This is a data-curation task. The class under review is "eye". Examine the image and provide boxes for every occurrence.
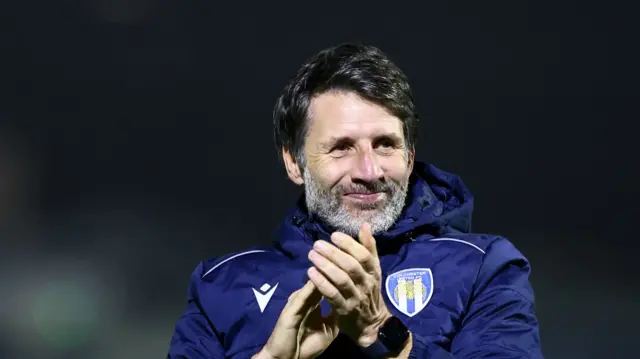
[332,143,351,152]
[376,139,395,149]
[374,136,399,153]
[327,140,353,158]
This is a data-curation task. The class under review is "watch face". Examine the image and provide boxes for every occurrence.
[379,316,409,351]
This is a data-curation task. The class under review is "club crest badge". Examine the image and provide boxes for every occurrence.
[385,268,434,317]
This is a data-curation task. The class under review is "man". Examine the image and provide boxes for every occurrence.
[168,43,543,359]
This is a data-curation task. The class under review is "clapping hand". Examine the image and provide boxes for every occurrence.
[307,223,393,347]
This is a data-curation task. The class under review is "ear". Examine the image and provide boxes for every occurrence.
[282,147,304,185]
[407,146,415,172]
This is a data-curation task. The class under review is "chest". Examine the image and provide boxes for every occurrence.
[205,245,481,358]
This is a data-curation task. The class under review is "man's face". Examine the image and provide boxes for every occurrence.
[296,91,414,236]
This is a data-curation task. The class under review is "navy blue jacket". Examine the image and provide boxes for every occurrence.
[168,162,543,358]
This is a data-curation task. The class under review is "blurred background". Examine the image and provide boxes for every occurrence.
[1,1,638,358]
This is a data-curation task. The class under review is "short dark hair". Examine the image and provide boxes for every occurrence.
[272,43,419,165]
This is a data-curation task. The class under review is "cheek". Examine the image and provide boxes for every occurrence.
[380,155,411,179]
[313,159,350,188]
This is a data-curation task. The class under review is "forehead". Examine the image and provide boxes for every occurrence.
[307,91,404,140]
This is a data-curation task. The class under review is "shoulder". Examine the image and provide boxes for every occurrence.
[408,233,532,291]
[413,233,528,262]
[185,246,290,291]
[418,233,535,301]
[180,246,308,350]
[200,247,282,280]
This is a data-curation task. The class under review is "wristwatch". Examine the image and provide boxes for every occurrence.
[361,316,410,359]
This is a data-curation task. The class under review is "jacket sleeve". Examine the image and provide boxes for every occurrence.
[408,237,543,359]
[167,262,226,358]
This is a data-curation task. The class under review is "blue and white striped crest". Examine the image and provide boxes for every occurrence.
[385,268,434,317]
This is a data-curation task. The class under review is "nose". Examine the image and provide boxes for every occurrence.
[351,148,383,182]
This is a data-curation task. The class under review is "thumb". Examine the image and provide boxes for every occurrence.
[287,281,322,319]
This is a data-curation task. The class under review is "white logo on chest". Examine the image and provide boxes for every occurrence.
[252,283,278,312]
[385,268,434,317]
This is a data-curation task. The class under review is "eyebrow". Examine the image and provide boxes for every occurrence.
[319,133,404,150]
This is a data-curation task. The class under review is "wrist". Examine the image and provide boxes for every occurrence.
[360,314,411,359]
[359,310,394,347]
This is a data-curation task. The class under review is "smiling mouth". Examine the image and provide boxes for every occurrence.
[343,192,384,202]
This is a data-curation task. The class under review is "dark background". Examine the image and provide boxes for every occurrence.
[1,1,638,358]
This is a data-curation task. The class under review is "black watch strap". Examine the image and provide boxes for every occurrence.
[361,316,410,359]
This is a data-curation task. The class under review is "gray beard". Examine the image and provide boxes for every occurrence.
[303,167,410,237]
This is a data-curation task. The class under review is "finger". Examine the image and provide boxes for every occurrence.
[304,300,323,324]
[303,305,339,341]
[284,280,322,319]
[299,280,324,308]
[331,231,378,273]
[308,249,359,298]
[323,308,340,334]
[307,267,347,310]
[358,222,379,258]
[312,240,368,284]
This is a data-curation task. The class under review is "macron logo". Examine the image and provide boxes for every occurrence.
[252,283,278,313]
